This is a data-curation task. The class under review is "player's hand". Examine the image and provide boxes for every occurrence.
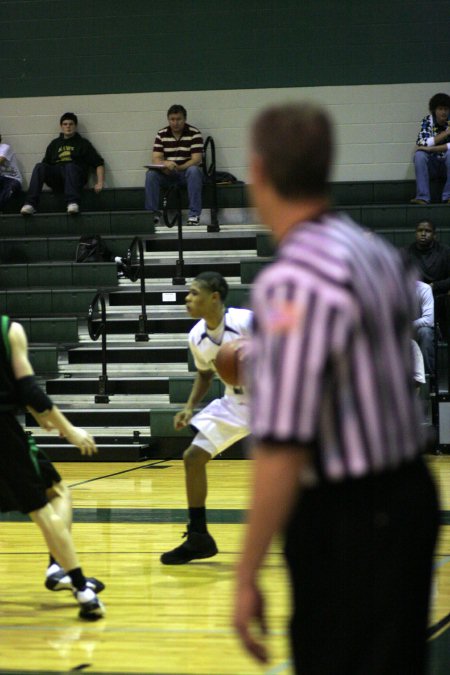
[94,181,104,193]
[66,426,98,456]
[174,408,193,430]
[234,579,268,663]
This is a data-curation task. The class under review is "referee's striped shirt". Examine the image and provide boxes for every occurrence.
[250,214,425,482]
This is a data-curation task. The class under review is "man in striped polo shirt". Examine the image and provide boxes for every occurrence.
[234,103,439,674]
[145,104,204,225]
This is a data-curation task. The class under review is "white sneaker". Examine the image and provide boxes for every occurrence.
[75,588,105,621]
[20,204,36,215]
[67,203,80,214]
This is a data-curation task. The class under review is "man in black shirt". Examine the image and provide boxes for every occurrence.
[406,220,450,294]
[20,112,105,215]
[405,219,450,348]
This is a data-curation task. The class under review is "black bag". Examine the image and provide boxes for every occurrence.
[75,234,113,263]
[214,171,240,184]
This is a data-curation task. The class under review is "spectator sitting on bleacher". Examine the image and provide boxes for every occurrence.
[20,112,105,216]
[411,92,450,205]
[406,220,450,296]
[145,104,204,226]
[0,134,23,211]
[405,221,450,364]
[414,280,435,375]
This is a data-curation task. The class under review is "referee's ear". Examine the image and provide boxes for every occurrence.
[249,152,268,186]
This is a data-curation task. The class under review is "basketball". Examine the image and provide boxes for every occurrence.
[214,338,249,387]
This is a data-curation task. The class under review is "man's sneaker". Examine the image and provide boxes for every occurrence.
[67,202,80,214]
[187,216,200,225]
[410,198,429,205]
[160,528,218,565]
[45,566,105,594]
[75,588,105,621]
[150,210,161,225]
[20,204,36,215]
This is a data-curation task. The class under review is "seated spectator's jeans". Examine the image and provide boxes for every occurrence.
[145,166,203,217]
[413,150,450,202]
[0,176,21,210]
[26,162,86,206]
[416,325,435,375]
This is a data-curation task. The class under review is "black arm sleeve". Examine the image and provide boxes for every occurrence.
[16,375,53,413]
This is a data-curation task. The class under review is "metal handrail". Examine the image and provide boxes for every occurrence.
[88,291,110,403]
[124,236,149,341]
[203,136,219,232]
[163,185,186,285]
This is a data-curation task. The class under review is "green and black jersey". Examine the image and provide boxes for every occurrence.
[0,315,20,412]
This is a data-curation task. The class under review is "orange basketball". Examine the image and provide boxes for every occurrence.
[214,338,249,387]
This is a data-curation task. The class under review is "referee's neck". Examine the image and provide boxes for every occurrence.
[269,197,329,241]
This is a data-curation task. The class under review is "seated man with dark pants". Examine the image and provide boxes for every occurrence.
[21,112,105,215]
[405,220,450,373]
[145,104,203,226]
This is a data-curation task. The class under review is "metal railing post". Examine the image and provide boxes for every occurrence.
[88,291,110,403]
[124,236,150,341]
[163,186,186,285]
[203,136,219,233]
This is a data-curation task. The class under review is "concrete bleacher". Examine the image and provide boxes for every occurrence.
[1,179,447,460]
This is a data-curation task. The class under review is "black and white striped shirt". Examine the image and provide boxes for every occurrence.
[250,214,424,482]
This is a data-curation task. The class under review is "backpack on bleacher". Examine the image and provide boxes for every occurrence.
[75,234,113,263]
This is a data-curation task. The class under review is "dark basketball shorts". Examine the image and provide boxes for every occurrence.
[0,413,62,514]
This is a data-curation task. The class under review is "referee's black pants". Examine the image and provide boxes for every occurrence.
[284,458,439,675]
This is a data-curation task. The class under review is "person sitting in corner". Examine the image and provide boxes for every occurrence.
[405,221,450,296]
[414,280,435,376]
[20,112,105,216]
[0,134,23,211]
[411,92,450,205]
[405,220,450,370]
[145,104,203,226]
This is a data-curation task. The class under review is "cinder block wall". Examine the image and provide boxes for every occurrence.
[2,1,448,187]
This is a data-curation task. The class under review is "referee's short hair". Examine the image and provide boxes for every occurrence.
[251,102,333,200]
[194,271,228,301]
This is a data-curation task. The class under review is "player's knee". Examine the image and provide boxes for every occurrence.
[47,480,71,504]
[183,445,210,469]
[30,503,64,533]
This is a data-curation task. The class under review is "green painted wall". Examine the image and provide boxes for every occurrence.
[2,0,449,99]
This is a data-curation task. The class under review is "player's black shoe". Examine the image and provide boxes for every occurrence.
[160,528,218,565]
[45,567,105,594]
[75,588,105,621]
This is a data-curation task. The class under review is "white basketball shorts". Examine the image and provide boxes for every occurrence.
[190,396,249,457]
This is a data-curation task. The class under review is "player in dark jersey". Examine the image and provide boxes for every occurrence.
[0,316,105,620]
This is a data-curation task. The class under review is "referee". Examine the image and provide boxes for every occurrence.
[234,103,439,675]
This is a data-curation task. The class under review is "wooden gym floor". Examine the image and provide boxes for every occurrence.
[0,456,449,675]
